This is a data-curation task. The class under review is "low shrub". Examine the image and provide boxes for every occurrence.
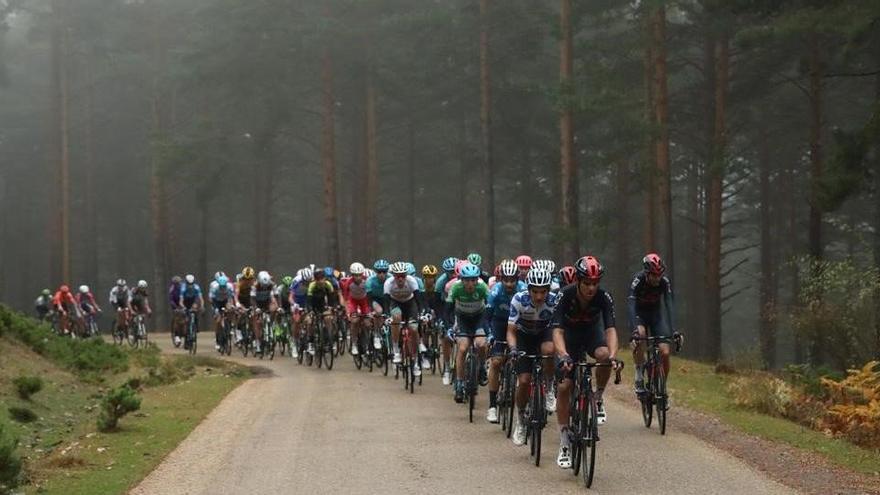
[7,407,37,424]
[0,421,21,492]
[96,385,141,432]
[728,372,794,417]
[717,347,765,373]
[0,305,128,377]
[816,361,880,449]
[12,376,43,400]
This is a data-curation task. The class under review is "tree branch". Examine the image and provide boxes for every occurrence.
[721,285,750,305]
[722,243,759,258]
[823,69,880,78]
[720,258,750,280]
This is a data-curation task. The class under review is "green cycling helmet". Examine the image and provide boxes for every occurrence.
[41,289,51,296]
[282,275,294,286]
[467,252,482,267]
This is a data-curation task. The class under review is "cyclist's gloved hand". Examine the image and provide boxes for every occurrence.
[557,354,573,371]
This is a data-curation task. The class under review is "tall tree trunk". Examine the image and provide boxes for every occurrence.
[615,161,631,332]
[198,201,208,329]
[364,68,379,260]
[559,0,578,262]
[150,5,171,320]
[758,117,778,369]
[457,110,469,250]
[642,14,656,252]
[874,66,880,360]
[652,5,673,276]
[705,35,728,363]
[321,47,340,267]
[50,0,71,284]
[83,52,98,287]
[521,158,533,254]
[479,0,495,264]
[407,119,416,260]
[807,31,825,365]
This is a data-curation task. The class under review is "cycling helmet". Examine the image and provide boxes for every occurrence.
[404,263,416,276]
[532,259,546,271]
[241,266,255,279]
[373,259,390,272]
[171,275,182,284]
[422,265,439,277]
[467,253,482,266]
[500,259,518,277]
[643,253,666,275]
[280,275,292,286]
[185,274,195,284]
[218,275,230,286]
[364,268,376,278]
[116,278,126,286]
[441,257,458,272]
[460,263,481,279]
[454,259,466,277]
[390,262,408,275]
[350,262,366,275]
[60,285,70,293]
[575,256,604,281]
[79,285,89,294]
[213,271,226,282]
[257,271,271,284]
[515,255,533,270]
[41,289,51,296]
[544,260,557,275]
[314,268,326,278]
[560,266,577,285]
[301,268,314,282]
[324,267,334,277]
[137,280,148,289]
[526,268,552,287]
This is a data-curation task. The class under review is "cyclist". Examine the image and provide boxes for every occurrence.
[559,265,577,287]
[552,256,619,468]
[290,268,313,357]
[306,268,336,355]
[210,274,235,350]
[168,275,184,345]
[35,289,53,321]
[485,259,525,423]
[447,262,490,403]
[234,267,256,342]
[274,274,296,350]
[515,254,533,282]
[435,257,458,384]
[129,280,152,337]
[109,279,132,334]
[366,259,390,348]
[629,253,676,394]
[383,261,423,369]
[178,274,204,350]
[251,270,277,355]
[341,262,371,356]
[77,285,101,321]
[52,285,79,334]
[420,264,442,370]
[506,268,559,446]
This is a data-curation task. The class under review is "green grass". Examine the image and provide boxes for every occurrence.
[644,358,880,475]
[26,370,246,495]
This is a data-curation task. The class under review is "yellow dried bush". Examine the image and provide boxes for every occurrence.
[816,361,880,449]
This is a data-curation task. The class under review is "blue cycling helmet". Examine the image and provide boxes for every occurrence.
[460,263,481,279]
[405,262,416,276]
[324,267,334,277]
[441,257,458,272]
[217,275,228,286]
[373,259,390,271]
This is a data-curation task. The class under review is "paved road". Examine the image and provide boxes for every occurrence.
[131,338,795,495]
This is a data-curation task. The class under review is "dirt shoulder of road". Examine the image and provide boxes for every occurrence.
[607,386,880,495]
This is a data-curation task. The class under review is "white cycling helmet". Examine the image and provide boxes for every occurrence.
[257,271,271,285]
[137,280,148,289]
[499,260,518,278]
[526,268,552,287]
[390,262,408,275]
[544,260,557,274]
[364,268,376,279]
[116,278,126,286]
[79,285,89,294]
[185,274,195,284]
[349,262,365,275]
[301,268,314,282]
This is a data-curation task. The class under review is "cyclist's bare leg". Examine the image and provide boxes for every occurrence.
[488,356,505,392]
[659,342,671,377]
[515,372,532,411]
[541,341,556,383]
[442,337,452,370]
[631,325,647,368]
[474,336,488,361]
[594,346,612,390]
[557,377,573,429]
[455,336,470,381]
[391,312,402,353]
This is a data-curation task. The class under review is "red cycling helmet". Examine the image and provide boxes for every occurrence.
[643,253,665,275]
[559,266,577,285]
[454,259,466,277]
[60,285,70,293]
[575,256,604,281]
[493,264,501,277]
[515,255,533,270]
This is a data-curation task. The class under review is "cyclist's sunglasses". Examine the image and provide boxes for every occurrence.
[393,273,407,279]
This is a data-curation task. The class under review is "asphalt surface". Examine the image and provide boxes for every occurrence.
[130,336,796,495]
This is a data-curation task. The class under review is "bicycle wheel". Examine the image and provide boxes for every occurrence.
[112,321,123,345]
[325,333,335,370]
[531,375,545,467]
[656,364,668,435]
[571,389,584,476]
[502,364,516,437]
[127,321,138,346]
[583,392,598,487]
[467,351,478,423]
[641,363,653,428]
